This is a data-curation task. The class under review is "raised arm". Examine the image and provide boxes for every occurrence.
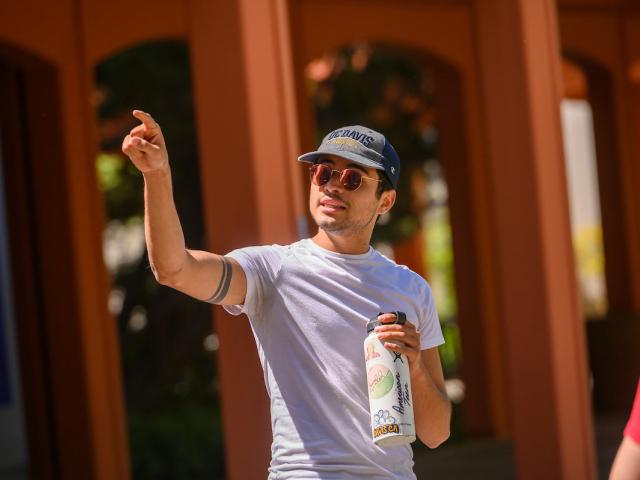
[121,110,246,305]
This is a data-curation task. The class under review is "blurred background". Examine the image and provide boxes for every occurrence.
[1,1,640,479]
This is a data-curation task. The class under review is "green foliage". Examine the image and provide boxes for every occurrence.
[439,321,462,378]
[129,401,224,480]
[96,152,144,219]
[424,206,457,320]
[96,153,125,191]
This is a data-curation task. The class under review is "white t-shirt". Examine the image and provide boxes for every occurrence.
[224,238,444,479]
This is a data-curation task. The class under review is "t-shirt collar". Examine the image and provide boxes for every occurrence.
[304,238,374,260]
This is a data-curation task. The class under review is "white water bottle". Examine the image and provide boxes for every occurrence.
[364,311,416,446]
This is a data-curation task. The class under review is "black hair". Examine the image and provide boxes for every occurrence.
[375,171,395,198]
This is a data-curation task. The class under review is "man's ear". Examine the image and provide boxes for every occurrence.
[377,190,396,215]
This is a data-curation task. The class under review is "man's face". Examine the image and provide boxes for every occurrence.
[308,155,394,235]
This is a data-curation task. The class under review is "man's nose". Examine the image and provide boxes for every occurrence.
[323,171,344,192]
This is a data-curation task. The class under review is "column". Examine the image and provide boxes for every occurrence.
[473,1,596,478]
[188,1,302,478]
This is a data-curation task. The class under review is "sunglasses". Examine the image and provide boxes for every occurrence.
[309,163,381,191]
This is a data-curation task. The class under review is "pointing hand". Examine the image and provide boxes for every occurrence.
[121,110,168,173]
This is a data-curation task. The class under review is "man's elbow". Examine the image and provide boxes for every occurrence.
[423,429,450,449]
[419,406,452,448]
[151,263,184,287]
[148,249,190,287]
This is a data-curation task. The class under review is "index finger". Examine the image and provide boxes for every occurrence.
[132,110,160,131]
[378,313,398,324]
[375,322,417,332]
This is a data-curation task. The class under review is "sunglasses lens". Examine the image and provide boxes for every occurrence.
[311,164,363,191]
[341,169,362,191]
[312,164,332,186]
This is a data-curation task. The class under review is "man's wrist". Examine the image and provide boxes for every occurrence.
[142,161,171,180]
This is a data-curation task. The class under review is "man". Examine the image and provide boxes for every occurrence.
[122,110,451,479]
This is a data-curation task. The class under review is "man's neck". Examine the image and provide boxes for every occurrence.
[311,229,372,255]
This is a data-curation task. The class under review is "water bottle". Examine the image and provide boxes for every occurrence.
[364,311,416,446]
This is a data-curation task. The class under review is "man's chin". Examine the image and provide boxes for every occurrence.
[314,217,347,233]
[317,223,344,232]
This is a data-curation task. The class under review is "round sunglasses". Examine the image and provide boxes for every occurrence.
[309,163,381,191]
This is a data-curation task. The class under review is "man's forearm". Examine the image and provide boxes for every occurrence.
[411,363,451,448]
[142,164,188,282]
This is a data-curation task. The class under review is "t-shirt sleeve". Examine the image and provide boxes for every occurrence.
[418,283,445,350]
[624,379,640,444]
[221,245,284,318]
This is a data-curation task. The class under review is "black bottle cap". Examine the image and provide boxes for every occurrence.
[366,311,406,333]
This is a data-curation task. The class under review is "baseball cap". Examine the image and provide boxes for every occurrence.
[298,125,400,189]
